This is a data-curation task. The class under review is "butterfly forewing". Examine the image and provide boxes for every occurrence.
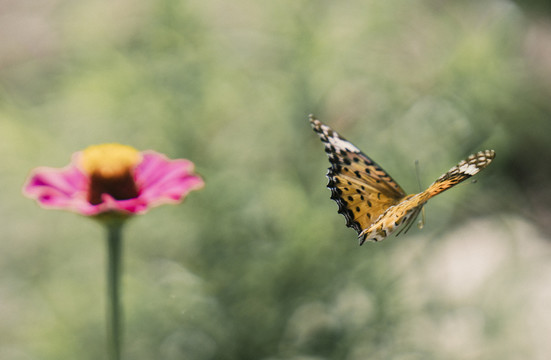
[310,115,406,237]
[424,149,495,198]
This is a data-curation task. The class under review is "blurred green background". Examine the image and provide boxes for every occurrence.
[2,0,551,359]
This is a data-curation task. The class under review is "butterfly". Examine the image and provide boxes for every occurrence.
[309,114,495,245]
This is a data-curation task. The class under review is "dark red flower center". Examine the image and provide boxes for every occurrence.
[87,170,140,205]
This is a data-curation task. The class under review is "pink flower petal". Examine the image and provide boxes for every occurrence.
[23,165,91,211]
[134,151,204,206]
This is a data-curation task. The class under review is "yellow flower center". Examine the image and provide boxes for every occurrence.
[80,144,142,205]
[81,144,141,178]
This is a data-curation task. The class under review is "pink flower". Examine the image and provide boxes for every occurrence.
[23,144,204,217]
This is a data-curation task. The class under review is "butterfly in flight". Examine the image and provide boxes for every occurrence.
[309,114,495,245]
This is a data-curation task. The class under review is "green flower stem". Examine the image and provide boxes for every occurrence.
[106,222,124,360]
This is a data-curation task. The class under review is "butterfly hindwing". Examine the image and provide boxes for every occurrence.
[310,115,407,237]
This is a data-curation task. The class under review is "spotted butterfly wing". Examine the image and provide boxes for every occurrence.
[309,115,408,242]
[309,115,495,245]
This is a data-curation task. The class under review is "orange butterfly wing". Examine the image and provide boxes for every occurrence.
[359,149,496,241]
[424,149,496,198]
[310,115,407,240]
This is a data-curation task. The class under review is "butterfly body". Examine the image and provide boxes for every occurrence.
[358,192,428,242]
[309,115,495,245]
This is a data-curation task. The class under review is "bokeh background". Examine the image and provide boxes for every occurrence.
[2,0,551,359]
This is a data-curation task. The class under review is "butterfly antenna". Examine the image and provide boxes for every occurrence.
[415,160,426,229]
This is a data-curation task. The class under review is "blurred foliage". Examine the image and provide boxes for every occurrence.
[1,0,551,359]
